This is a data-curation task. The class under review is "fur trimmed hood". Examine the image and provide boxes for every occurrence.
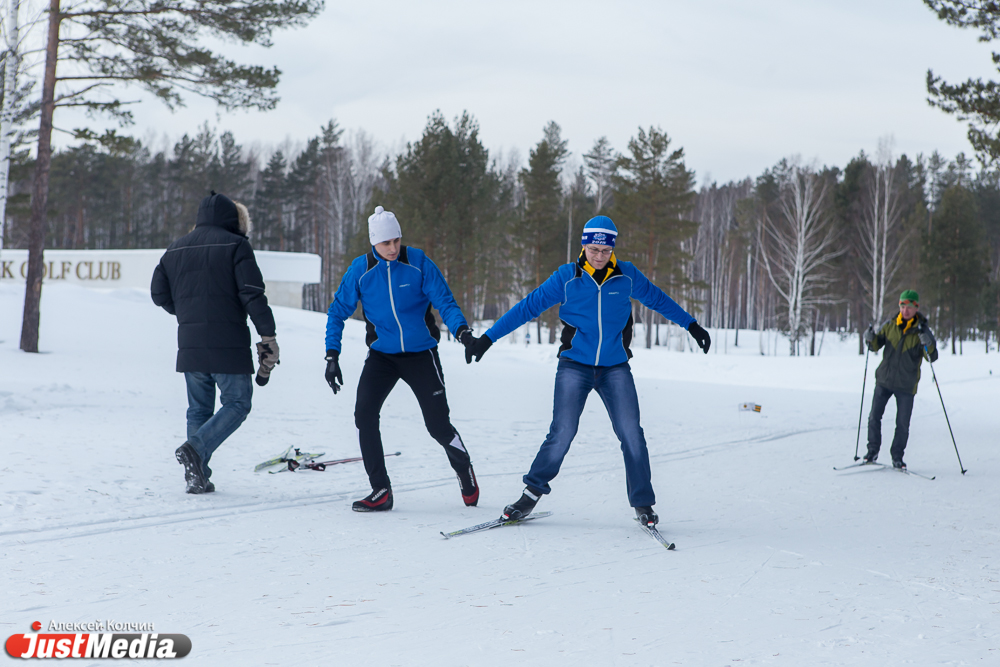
[196,191,251,237]
[234,201,252,235]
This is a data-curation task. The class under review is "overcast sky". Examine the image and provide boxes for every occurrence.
[50,0,1000,184]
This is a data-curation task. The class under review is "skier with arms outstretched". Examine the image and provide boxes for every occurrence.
[464,216,711,528]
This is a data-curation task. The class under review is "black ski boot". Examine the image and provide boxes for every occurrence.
[175,442,208,494]
[892,459,906,470]
[502,487,541,520]
[455,463,479,507]
[352,487,393,512]
[635,506,659,528]
[863,448,878,464]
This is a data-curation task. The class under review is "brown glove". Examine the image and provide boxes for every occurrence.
[256,335,280,386]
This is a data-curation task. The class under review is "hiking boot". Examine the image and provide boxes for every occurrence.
[455,463,479,507]
[635,506,659,527]
[352,487,393,512]
[501,487,541,521]
[892,459,906,470]
[175,442,208,494]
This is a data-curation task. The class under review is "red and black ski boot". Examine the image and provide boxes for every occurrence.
[456,464,479,506]
[352,487,393,512]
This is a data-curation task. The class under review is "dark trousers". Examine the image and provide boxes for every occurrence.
[354,347,470,490]
[866,384,915,462]
[524,359,654,507]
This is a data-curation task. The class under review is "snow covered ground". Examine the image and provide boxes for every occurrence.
[1,283,998,666]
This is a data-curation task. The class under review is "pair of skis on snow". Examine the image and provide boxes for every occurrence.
[256,448,674,549]
[833,460,936,480]
[254,447,401,474]
[440,512,676,550]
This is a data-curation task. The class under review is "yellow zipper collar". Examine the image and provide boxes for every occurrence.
[896,312,917,333]
[580,249,617,284]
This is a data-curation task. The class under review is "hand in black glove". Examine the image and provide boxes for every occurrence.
[466,335,493,364]
[688,321,711,354]
[455,325,479,363]
[325,350,343,394]
[456,325,474,348]
[863,325,876,345]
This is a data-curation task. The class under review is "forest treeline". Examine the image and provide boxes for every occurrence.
[1,112,997,355]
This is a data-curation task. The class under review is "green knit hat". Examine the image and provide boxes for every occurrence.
[899,289,919,304]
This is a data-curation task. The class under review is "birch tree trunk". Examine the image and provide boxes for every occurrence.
[0,0,21,254]
[758,166,843,356]
[859,143,907,327]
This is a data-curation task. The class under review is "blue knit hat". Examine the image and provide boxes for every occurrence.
[581,216,618,247]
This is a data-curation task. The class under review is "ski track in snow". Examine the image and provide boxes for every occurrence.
[2,284,999,666]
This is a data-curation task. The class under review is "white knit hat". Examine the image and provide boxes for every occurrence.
[368,206,402,246]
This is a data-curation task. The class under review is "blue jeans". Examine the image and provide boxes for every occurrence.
[524,359,654,507]
[185,372,253,477]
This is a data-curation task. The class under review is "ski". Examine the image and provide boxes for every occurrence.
[834,461,935,480]
[254,447,325,472]
[271,451,402,473]
[635,519,676,550]
[833,461,884,471]
[896,467,936,481]
[440,511,553,539]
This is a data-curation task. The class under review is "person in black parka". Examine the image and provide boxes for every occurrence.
[151,192,278,494]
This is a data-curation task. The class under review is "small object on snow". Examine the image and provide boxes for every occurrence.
[739,402,762,413]
[635,518,675,550]
[253,447,324,472]
[440,511,553,539]
[271,451,402,473]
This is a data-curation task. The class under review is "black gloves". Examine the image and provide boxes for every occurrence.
[688,322,711,354]
[325,349,343,394]
[466,335,493,363]
[455,325,479,363]
[456,325,474,348]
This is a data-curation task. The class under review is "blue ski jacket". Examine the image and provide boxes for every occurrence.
[485,257,695,367]
[325,246,468,354]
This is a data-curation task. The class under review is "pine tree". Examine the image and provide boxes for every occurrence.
[377,111,501,321]
[923,184,990,352]
[519,121,568,343]
[612,126,697,348]
[254,152,288,251]
[19,0,323,352]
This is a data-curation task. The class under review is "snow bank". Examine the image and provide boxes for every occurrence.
[2,284,997,665]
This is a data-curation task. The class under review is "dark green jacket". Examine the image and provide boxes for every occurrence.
[868,312,938,395]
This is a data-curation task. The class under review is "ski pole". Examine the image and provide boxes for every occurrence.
[853,343,871,461]
[925,346,966,475]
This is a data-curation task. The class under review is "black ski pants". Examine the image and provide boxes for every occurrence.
[354,347,470,490]
[866,383,915,462]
